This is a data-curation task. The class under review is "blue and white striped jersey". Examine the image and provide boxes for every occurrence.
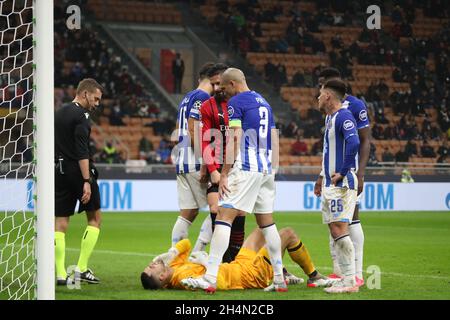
[228,91,275,174]
[342,95,370,130]
[322,108,359,189]
[175,89,210,174]
[342,94,370,172]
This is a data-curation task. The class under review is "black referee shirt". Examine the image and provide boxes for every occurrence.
[55,102,91,162]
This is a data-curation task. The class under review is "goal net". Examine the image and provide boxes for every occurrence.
[0,0,54,300]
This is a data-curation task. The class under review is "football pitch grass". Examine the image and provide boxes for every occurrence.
[56,211,450,300]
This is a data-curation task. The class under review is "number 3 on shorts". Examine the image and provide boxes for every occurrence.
[330,199,343,213]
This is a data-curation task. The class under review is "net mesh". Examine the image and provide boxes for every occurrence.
[0,0,36,300]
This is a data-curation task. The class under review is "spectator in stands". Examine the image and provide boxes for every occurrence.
[382,147,395,162]
[275,37,289,54]
[291,69,305,87]
[273,63,287,92]
[331,35,343,49]
[401,169,415,183]
[264,59,277,82]
[395,149,409,162]
[437,153,448,164]
[249,33,262,52]
[438,139,449,159]
[375,108,389,124]
[109,101,126,126]
[172,53,185,94]
[139,135,154,160]
[266,37,278,53]
[438,104,450,132]
[404,140,418,157]
[421,140,436,158]
[290,134,308,156]
[372,123,385,140]
[303,68,314,87]
[89,137,98,161]
[384,124,397,140]
[283,121,298,138]
[368,142,379,166]
[100,141,122,164]
[311,139,323,156]
[156,138,172,164]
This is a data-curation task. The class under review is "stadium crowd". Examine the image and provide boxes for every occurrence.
[200,0,450,164]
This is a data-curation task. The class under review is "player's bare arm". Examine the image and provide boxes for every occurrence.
[356,127,371,195]
[219,125,241,198]
[271,127,279,174]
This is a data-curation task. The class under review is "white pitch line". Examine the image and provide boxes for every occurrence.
[66,247,156,258]
[66,247,450,281]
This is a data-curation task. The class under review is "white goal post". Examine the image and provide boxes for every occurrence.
[34,0,54,300]
[0,0,54,300]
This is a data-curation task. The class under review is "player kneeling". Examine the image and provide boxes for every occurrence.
[140,227,333,291]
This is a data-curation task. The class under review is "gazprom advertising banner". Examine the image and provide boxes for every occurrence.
[1,180,449,212]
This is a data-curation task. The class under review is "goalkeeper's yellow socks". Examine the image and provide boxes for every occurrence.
[55,231,67,279]
[77,226,100,273]
[288,240,316,276]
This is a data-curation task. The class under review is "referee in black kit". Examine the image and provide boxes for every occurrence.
[54,78,103,285]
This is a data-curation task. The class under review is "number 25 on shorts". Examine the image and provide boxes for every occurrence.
[330,199,343,213]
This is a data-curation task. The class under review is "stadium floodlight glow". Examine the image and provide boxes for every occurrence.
[34,0,55,300]
[0,0,54,300]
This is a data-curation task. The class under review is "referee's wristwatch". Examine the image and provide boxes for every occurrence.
[83,177,94,184]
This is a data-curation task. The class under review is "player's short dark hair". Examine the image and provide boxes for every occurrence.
[319,67,341,80]
[198,62,216,80]
[323,79,347,99]
[140,272,161,290]
[207,63,229,78]
[76,78,104,95]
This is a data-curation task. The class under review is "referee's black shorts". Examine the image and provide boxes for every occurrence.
[55,161,101,217]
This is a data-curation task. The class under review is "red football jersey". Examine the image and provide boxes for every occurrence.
[200,97,229,173]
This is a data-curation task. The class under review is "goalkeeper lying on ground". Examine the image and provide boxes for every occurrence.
[140,227,333,291]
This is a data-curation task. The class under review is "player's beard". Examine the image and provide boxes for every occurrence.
[214,91,226,104]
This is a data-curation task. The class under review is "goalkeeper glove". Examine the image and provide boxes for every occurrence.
[188,251,209,268]
[152,247,179,267]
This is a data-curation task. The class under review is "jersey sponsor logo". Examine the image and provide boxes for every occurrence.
[343,120,355,130]
[228,106,234,117]
[359,110,368,121]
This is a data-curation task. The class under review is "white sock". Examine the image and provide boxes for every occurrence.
[171,216,192,247]
[205,221,231,284]
[335,234,356,287]
[261,224,284,284]
[329,233,342,276]
[193,214,213,252]
[349,220,364,279]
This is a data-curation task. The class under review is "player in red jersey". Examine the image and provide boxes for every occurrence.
[193,63,245,263]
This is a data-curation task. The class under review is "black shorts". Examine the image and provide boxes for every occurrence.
[55,161,101,217]
[206,165,222,194]
[207,182,218,194]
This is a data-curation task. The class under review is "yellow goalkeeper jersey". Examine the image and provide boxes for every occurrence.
[168,239,273,290]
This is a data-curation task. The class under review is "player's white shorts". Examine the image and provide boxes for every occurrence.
[177,171,207,210]
[321,185,358,224]
[219,166,275,214]
[356,193,363,207]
